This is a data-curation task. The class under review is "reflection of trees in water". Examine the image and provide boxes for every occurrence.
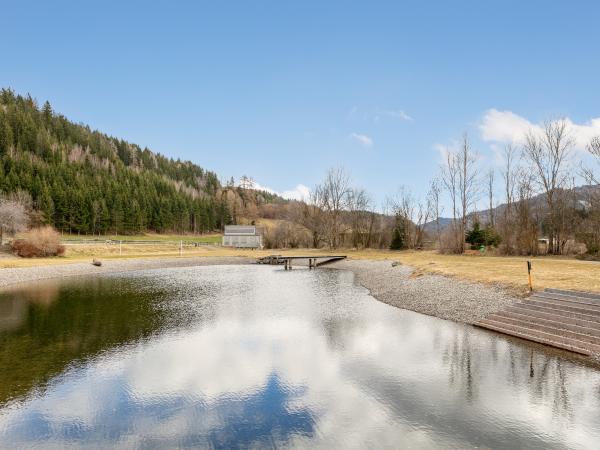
[0,277,170,405]
[440,326,600,421]
[443,328,476,402]
[0,282,61,332]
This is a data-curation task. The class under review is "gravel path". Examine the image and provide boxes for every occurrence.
[0,257,253,289]
[332,259,518,324]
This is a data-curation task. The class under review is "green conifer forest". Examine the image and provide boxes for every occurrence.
[0,88,233,234]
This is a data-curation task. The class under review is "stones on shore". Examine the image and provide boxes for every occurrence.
[92,259,102,267]
[333,259,518,325]
[391,261,401,267]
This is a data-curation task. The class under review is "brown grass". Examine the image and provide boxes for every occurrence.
[1,243,599,294]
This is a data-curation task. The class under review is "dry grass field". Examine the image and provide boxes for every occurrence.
[1,243,599,294]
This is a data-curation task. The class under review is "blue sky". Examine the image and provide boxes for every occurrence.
[2,1,600,208]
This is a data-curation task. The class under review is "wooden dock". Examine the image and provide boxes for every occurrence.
[475,289,600,356]
[257,255,347,270]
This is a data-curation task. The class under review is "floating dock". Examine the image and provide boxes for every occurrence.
[475,289,600,356]
[257,255,347,270]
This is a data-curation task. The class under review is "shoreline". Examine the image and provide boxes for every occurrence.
[0,256,519,326]
[0,256,254,290]
[331,259,519,325]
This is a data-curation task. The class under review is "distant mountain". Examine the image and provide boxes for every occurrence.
[423,184,599,235]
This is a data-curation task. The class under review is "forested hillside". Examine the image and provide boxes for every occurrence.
[0,89,232,234]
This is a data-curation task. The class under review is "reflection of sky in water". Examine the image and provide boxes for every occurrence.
[0,265,599,449]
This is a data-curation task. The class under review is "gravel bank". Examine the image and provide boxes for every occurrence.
[0,257,253,289]
[332,259,518,324]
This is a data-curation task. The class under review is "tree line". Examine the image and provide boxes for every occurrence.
[250,119,600,257]
[2,87,600,257]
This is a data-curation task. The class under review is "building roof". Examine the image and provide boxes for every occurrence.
[224,225,260,235]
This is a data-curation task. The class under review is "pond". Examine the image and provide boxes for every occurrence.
[0,265,599,449]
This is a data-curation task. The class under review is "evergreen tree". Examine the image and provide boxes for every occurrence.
[0,88,239,235]
[390,220,407,250]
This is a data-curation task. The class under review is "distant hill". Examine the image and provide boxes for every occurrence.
[0,88,236,234]
[423,185,599,236]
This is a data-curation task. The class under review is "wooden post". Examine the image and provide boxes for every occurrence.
[119,240,122,256]
[527,260,533,292]
[180,240,183,256]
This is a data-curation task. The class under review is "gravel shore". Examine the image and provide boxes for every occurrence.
[331,259,518,324]
[0,257,253,289]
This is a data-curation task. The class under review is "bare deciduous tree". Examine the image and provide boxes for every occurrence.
[441,149,460,251]
[0,196,29,244]
[388,186,431,249]
[495,144,522,254]
[347,188,375,248]
[514,173,538,255]
[441,134,478,253]
[314,168,353,248]
[458,134,479,240]
[428,178,443,249]
[501,144,519,216]
[579,136,600,254]
[523,119,574,254]
[486,169,495,227]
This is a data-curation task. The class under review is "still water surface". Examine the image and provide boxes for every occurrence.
[0,265,599,449]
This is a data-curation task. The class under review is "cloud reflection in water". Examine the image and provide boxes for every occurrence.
[0,266,599,449]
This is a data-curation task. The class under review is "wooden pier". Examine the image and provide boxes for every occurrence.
[257,255,347,270]
[475,289,600,356]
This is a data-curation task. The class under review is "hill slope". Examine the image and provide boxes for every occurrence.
[0,89,232,234]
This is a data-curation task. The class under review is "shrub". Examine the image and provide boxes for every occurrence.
[465,222,501,249]
[11,226,65,257]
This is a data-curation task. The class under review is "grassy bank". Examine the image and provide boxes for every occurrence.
[1,244,599,294]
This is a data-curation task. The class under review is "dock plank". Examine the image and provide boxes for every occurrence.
[475,289,600,357]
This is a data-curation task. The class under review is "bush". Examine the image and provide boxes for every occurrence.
[11,226,65,257]
[465,222,501,249]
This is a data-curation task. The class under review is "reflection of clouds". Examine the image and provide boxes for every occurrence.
[1,266,600,449]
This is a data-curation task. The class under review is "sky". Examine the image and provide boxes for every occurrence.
[2,1,600,210]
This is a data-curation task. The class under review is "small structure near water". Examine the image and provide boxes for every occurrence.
[257,255,347,270]
[222,225,263,249]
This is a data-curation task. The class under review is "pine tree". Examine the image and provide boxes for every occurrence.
[390,218,407,250]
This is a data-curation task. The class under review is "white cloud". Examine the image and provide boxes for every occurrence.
[480,109,600,150]
[250,181,311,201]
[381,109,413,121]
[349,132,373,147]
[279,184,311,201]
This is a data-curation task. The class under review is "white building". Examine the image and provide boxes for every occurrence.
[222,225,263,249]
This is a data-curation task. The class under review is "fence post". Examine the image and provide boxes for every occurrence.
[119,240,122,256]
[180,240,183,257]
